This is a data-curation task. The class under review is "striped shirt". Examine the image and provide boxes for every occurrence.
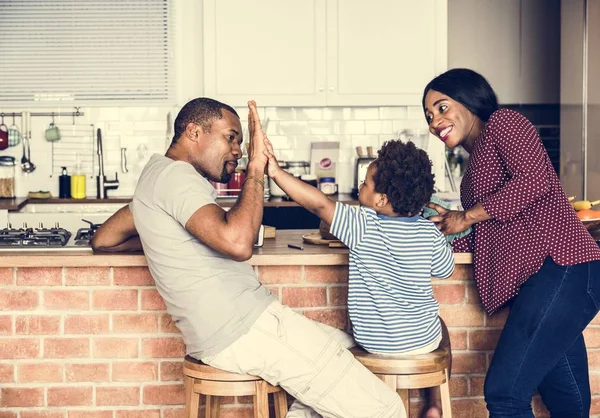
[330,202,455,353]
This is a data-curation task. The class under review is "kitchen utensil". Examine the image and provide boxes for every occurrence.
[301,232,343,246]
[121,147,128,173]
[45,115,61,142]
[8,114,21,147]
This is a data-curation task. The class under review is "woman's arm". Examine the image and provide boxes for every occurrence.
[91,205,142,253]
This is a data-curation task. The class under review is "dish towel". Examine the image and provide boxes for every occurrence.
[422,195,472,244]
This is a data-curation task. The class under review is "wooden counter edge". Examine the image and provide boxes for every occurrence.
[0,252,473,267]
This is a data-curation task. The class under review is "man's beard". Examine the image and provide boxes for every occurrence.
[219,164,232,183]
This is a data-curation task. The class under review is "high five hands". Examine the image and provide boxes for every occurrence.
[246,100,283,179]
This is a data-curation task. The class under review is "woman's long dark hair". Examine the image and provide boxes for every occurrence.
[422,68,499,122]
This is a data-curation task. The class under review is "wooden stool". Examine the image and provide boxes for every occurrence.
[183,355,289,418]
[350,347,452,417]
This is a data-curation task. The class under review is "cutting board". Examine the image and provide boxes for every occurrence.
[302,232,346,248]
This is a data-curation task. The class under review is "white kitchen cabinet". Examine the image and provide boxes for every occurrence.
[203,0,447,107]
[448,0,559,104]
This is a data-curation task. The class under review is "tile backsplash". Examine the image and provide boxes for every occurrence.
[0,104,445,198]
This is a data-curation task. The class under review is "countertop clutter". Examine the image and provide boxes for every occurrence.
[0,229,473,267]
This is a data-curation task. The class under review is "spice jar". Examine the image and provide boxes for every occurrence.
[319,177,337,195]
[0,156,16,198]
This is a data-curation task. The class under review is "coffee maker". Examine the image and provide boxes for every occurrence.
[352,147,376,198]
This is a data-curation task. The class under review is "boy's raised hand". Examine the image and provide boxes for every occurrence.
[263,135,283,179]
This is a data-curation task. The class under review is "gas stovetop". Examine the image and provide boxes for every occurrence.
[0,221,98,252]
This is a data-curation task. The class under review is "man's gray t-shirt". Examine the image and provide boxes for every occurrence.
[130,154,274,357]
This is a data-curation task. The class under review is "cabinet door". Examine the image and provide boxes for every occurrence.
[203,0,327,106]
[326,0,447,106]
[448,0,521,104]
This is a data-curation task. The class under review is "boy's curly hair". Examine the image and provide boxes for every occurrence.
[373,140,435,216]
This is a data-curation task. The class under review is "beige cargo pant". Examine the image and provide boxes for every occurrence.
[200,300,405,418]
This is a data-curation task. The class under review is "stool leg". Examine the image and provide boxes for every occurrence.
[440,368,452,418]
[273,390,289,418]
[396,389,409,418]
[254,380,269,418]
[205,395,220,418]
[184,376,201,418]
[378,375,408,417]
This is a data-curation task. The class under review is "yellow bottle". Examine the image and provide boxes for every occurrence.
[71,156,86,199]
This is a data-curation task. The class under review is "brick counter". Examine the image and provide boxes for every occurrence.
[0,241,598,417]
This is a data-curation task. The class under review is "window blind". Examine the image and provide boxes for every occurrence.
[0,0,174,106]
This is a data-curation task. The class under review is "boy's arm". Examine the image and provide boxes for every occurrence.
[264,139,335,224]
[91,205,143,253]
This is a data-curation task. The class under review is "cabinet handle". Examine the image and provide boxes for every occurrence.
[318,87,324,91]
[329,86,335,91]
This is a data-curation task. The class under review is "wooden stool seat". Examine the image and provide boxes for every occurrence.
[183,355,288,418]
[350,347,452,417]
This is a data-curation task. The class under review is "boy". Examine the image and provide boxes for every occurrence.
[264,138,454,418]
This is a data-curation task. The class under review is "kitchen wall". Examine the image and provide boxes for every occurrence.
[4,104,441,199]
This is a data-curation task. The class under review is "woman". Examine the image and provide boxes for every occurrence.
[422,68,600,417]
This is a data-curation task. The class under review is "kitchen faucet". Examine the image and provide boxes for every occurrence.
[96,128,119,199]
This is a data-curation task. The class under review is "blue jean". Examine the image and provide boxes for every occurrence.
[484,257,600,418]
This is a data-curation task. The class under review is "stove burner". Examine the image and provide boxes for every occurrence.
[74,228,96,246]
[0,226,72,247]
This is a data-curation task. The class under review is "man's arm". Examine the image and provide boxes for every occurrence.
[91,205,142,253]
[183,101,267,262]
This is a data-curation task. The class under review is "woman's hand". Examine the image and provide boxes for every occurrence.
[427,203,473,235]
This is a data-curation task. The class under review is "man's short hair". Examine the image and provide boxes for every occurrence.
[171,98,239,145]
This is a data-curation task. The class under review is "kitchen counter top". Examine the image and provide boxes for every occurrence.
[0,229,472,267]
[3,194,359,211]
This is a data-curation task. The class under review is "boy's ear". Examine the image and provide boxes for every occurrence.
[376,193,389,208]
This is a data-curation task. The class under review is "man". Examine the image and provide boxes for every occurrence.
[91,98,405,418]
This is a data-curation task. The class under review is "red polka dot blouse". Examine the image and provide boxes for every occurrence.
[452,109,600,314]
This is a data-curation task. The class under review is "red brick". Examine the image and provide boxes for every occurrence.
[486,306,510,327]
[143,383,185,405]
[93,289,138,310]
[114,267,155,286]
[257,266,301,284]
[588,350,600,370]
[449,329,468,350]
[44,289,89,310]
[21,412,65,418]
[93,338,139,358]
[266,286,280,299]
[0,316,12,335]
[65,267,110,286]
[466,283,482,305]
[17,267,62,286]
[65,363,109,382]
[448,265,473,281]
[68,412,112,418]
[305,265,348,283]
[304,309,347,329]
[47,386,93,406]
[160,361,183,381]
[113,361,158,382]
[0,412,17,418]
[0,387,44,407]
[0,338,40,359]
[113,313,158,333]
[141,289,167,310]
[450,398,487,417]
[160,314,180,333]
[433,283,466,304]
[452,352,487,374]
[162,409,186,418]
[64,314,109,334]
[44,338,89,358]
[0,290,39,311]
[208,407,252,418]
[469,329,502,350]
[449,375,469,397]
[439,305,484,327]
[585,327,600,349]
[96,386,140,406]
[0,363,14,382]
[16,315,60,335]
[591,373,600,395]
[469,376,486,396]
[115,411,161,418]
[282,287,327,307]
[328,286,348,306]
[18,362,62,382]
[0,268,13,285]
[142,337,185,358]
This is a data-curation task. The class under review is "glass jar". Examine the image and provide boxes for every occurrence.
[0,156,16,198]
[319,177,337,195]
[287,161,310,178]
